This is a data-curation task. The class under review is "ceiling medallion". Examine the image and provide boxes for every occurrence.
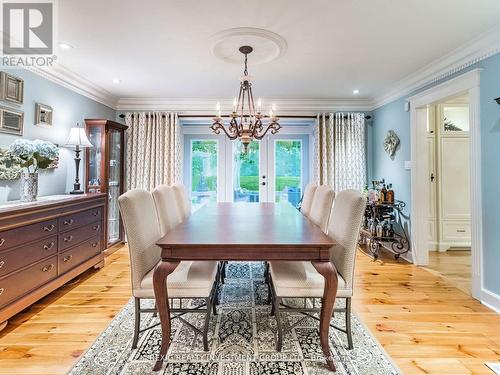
[210,27,287,65]
[211,46,281,153]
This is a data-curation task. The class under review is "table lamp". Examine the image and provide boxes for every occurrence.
[65,123,93,194]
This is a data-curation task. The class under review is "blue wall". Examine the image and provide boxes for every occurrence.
[371,52,500,296]
[0,69,115,202]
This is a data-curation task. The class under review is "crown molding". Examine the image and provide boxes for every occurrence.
[371,24,500,110]
[115,97,374,114]
[27,64,119,109]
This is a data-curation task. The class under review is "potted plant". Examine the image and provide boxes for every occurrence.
[9,139,59,202]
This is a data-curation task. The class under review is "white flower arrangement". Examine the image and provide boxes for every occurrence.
[9,139,59,173]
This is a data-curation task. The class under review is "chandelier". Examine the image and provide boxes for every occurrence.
[211,46,281,153]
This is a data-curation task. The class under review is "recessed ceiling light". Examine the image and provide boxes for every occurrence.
[58,42,74,50]
[112,79,121,84]
[353,89,360,95]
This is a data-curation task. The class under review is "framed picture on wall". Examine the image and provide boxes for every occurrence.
[0,72,24,105]
[0,107,24,136]
[35,103,53,127]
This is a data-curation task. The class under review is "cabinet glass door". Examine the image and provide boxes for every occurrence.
[87,126,103,192]
[108,128,122,244]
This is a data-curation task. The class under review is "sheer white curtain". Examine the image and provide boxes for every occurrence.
[125,112,181,191]
[313,112,366,192]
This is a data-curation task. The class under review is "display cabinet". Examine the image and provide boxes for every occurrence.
[84,119,128,248]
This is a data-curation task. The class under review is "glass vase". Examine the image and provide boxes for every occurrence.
[20,172,38,202]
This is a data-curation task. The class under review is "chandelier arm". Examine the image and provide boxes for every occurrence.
[211,122,238,140]
[240,83,246,133]
[253,122,282,139]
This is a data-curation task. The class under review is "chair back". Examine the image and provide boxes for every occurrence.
[300,182,318,217]
[172,183,191,220]
[308,185,335,232]
[152,184,182,236]
[327,189,366,291]
[118,189,161,292]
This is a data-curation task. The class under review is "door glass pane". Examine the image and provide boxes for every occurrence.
[87,126,103,191]
[233,141,259,202]
[108,129,121,244]
[443,106,469,132]
[275,140,302,206]
[191,140,217,210]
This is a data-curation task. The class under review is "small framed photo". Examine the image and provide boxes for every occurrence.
[0,72,24,105]
[0,107,24,136]
[35,103,53,127]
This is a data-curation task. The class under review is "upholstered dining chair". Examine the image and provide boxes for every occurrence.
[308,185,335,232]
[118,189,219,350]
[268,189,366,350]
[300,182,318,218]
[172,183,191,221]
[152,184,182,236]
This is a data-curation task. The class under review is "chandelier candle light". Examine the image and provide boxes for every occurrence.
[211,46,281,153]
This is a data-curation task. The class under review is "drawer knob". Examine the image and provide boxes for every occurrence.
[41,264,54,272]
[93,210,100,217]
[0,287,4,296]
[43,242,55,250]
[92,224,100,231]
[0,260,4,269]
[63,255,73,263]
[63,219,74,226]
[456,229,466,233]
[43,225,55,232]
[0,238,5,247]
[63,235,73,243]
[92,242,99,248]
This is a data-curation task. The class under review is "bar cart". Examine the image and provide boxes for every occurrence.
[359,200,411,259]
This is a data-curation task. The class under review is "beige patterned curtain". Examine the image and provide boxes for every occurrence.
[125,112,181,191]
[313,112,366,192]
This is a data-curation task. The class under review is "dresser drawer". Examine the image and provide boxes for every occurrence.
[0,256,57,309]
[441,221,471,241]
[59,207,103,232]
[59,221,102,251]
[59,236,101,275]
[0,219,58,251]
[0,235,57,278]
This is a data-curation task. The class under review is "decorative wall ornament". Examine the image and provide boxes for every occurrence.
[384,130,400,158]
[0,71,24,105]
[0,106,24,135]
[35,103,53,127]
[0,148,23,180]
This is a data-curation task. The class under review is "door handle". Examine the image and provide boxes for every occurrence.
[430,173,435,182]
[261,181,266,186]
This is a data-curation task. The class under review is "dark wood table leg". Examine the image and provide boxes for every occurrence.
[312,261,339,372]
[152,260,179,372]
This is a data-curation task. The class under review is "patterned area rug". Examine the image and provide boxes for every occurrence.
[70,262,399,375]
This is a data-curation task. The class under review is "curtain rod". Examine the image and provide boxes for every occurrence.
[118,113,372,120]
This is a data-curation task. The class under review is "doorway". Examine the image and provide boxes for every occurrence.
[426,94,472,294]
[408,69,482,300]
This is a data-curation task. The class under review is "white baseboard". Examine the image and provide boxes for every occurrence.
[481,288,500,313]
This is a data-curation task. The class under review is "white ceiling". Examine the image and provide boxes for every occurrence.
[56,0,500,104]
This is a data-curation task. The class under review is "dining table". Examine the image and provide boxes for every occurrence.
[152,202,338,372]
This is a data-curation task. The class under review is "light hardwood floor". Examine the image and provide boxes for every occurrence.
[0,245,498,375]
[425,250,472,295]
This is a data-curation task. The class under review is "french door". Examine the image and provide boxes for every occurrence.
[184,133,310,207]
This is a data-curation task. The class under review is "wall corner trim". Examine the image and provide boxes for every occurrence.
[481,288,500,313]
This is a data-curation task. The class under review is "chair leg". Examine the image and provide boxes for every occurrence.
[132,297,141,349]
[152,300,158,317]
[220,261,227,284]
[274,296,283,351]
[346,297,353,350]
[203,297,212,351]
[211,286,218,316]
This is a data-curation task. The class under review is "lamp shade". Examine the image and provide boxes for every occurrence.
[65,126,93,148]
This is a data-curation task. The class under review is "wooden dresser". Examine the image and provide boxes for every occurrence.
[0,194,106,329]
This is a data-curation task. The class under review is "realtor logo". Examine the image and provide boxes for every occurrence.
[2,2,53,55]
